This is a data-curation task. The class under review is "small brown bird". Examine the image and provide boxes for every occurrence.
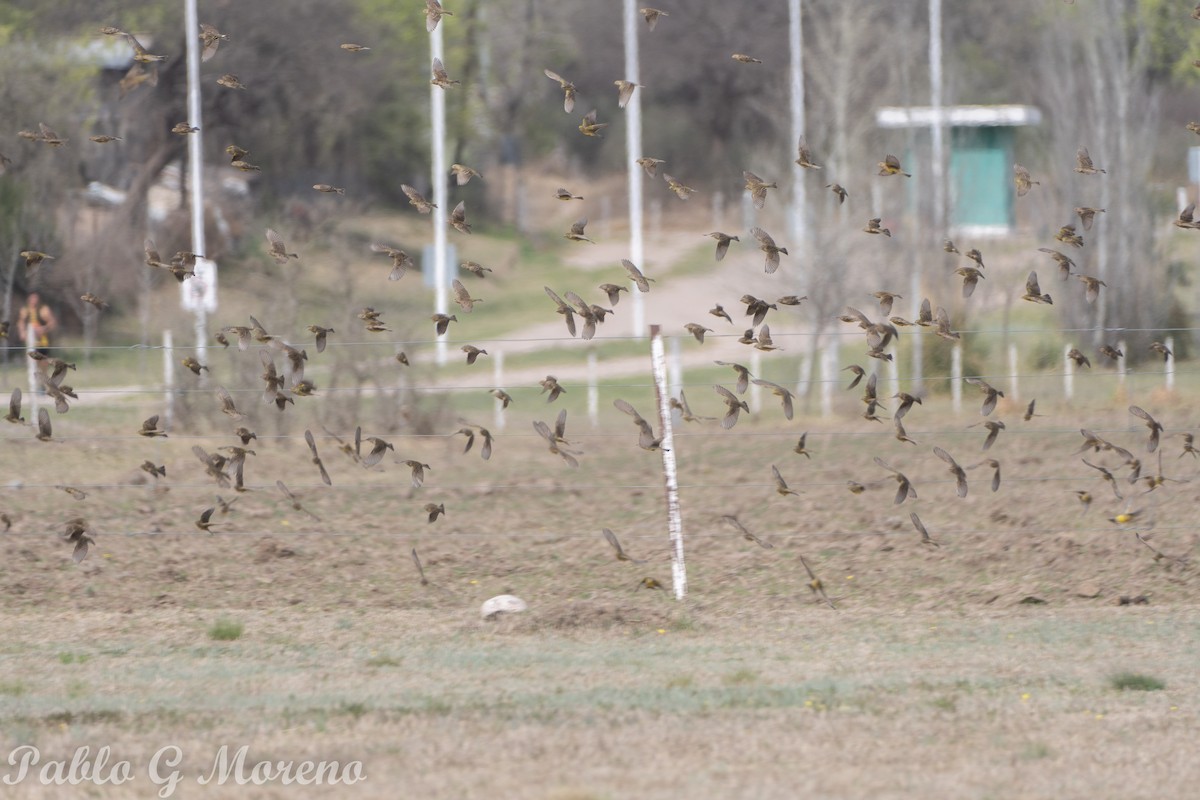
[140,460,166,479]
[893,391,922,420]
[955,266,985,298]
[1074,146,1105,175]
[752,379,795,420]
[491,389,513,408]
[636,577,665,592]
[706,232,739,262]
[424,0,453,32]
[743,171,777,210]
[777,295,807,306]
[89,134,122,143]
[614,80,641,108]
[863,217,891,237]
[974,420,1006,451]
[273,481,318,521]
[877,154,911,177]
[544,69,576,113]
[910,512,939,547]
[555,187,583,202]
[771,465,800,496]
[217,74,246,90]
[684,323,712,344]
[1098,345,1123,362]
[663,173,696,200]
[1076,275,1106,304]
[603,527,647,562]
[670,390,714,424]
[196,22,227,61]
[934,446,969,498]
[63,518,93,563]
[360,436,394,468]
[461,261,493,278]
[564,217,595,244]
[195,507,221,533]
[795,136,822,169]
[1082,459,1123,501]
[741,294,777,326]
[181,356,208,375]
[1149,341,1173,361]
[19,250,54,274]
[139,415,167,437]
[451,163,481,185]
[613,398,663,451]
[753,324,781,352]
[578,109,608,137]
[371,243,413,281]
[935,306,960,341]
[235,427,257,445]
[893,418,918,445]
[400,460,431,488]
[1013,164,1039,196]
[1055,224,1084,248]
[1067,348,1090,368]
[843,365,865,390]
[750,227,788,274]
[967,458,1002,493]
[402,184,437,214]
[432,313,457,335]
[793,432,813,458]
[826,183,847,204]
[448,201,472,234]
[709,304,733,324]
[80,293,109,310]
[1130,405,1164,453]
[214,386,244,420]
[800,555,835,609]
[621,259,655,292]
[636,157,664,177]
[1022,271,1053,304]
[451,279,481,312]
[171,122,199,135]
[540,375,566,403]
[1075,206,1105,231]
[304,429,332,486]
[874,457,917,505]
[1175,203,1200,230]
[721,515,773,549]
[714,385,749,429]
[872,291,903,317]
[640,7,668,29]
[461,345,488,365]
[731,53,762,64]
[715,361,752,394]
[430,57,458,87]
[265,228,298,262]
[313,183,344,195]
[305,325,334,353]
[5,388,23,424]
[964,377,1004,416]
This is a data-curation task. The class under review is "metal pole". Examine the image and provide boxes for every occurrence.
[587,349,599,428]
[163,329,175,430]
[623,0,645,338]
[183,0,208,368]
[1064,344,1075,401]
[431,23,449,365]
[929,0,945,233]
[950,344,962,414]
[492,349,505,431]
[788,0,807,247]
[649,325,686,600]
[1008,343,1019,403]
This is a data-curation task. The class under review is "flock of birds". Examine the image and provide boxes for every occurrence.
[1,2,1197,603]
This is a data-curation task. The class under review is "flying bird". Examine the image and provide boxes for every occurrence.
[543,69,576,113]
[877,154,911,177]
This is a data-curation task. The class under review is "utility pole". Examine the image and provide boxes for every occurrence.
[181,0,216,374]
[623,0,645,338]
[431,21,449,364]
[788,0,807,249]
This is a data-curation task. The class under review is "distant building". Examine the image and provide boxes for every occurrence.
[876,105,1042,237]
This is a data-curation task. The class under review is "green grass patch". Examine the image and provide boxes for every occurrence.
[1109,672,1166,692]
[207,618,245,641]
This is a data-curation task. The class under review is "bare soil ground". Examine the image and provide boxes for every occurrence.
[1,392,1199,798]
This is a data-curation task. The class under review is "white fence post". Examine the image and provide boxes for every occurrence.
[1117,339,1127,386]
[587,349,599,428]
[668,336,683,400]
[1063,344,1074,401]
[163,329,175,431]
[820,338,836,418]
[25,322,39,419]
[492,349,505,431]
[886,351,899,401]
[1008,343,1019,402]
[950,344,962,414]
[649,325,686,601]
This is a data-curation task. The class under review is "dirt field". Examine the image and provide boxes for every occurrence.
[2,382,1198,798]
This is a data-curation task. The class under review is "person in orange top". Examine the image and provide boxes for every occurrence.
[16,292,58,354]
